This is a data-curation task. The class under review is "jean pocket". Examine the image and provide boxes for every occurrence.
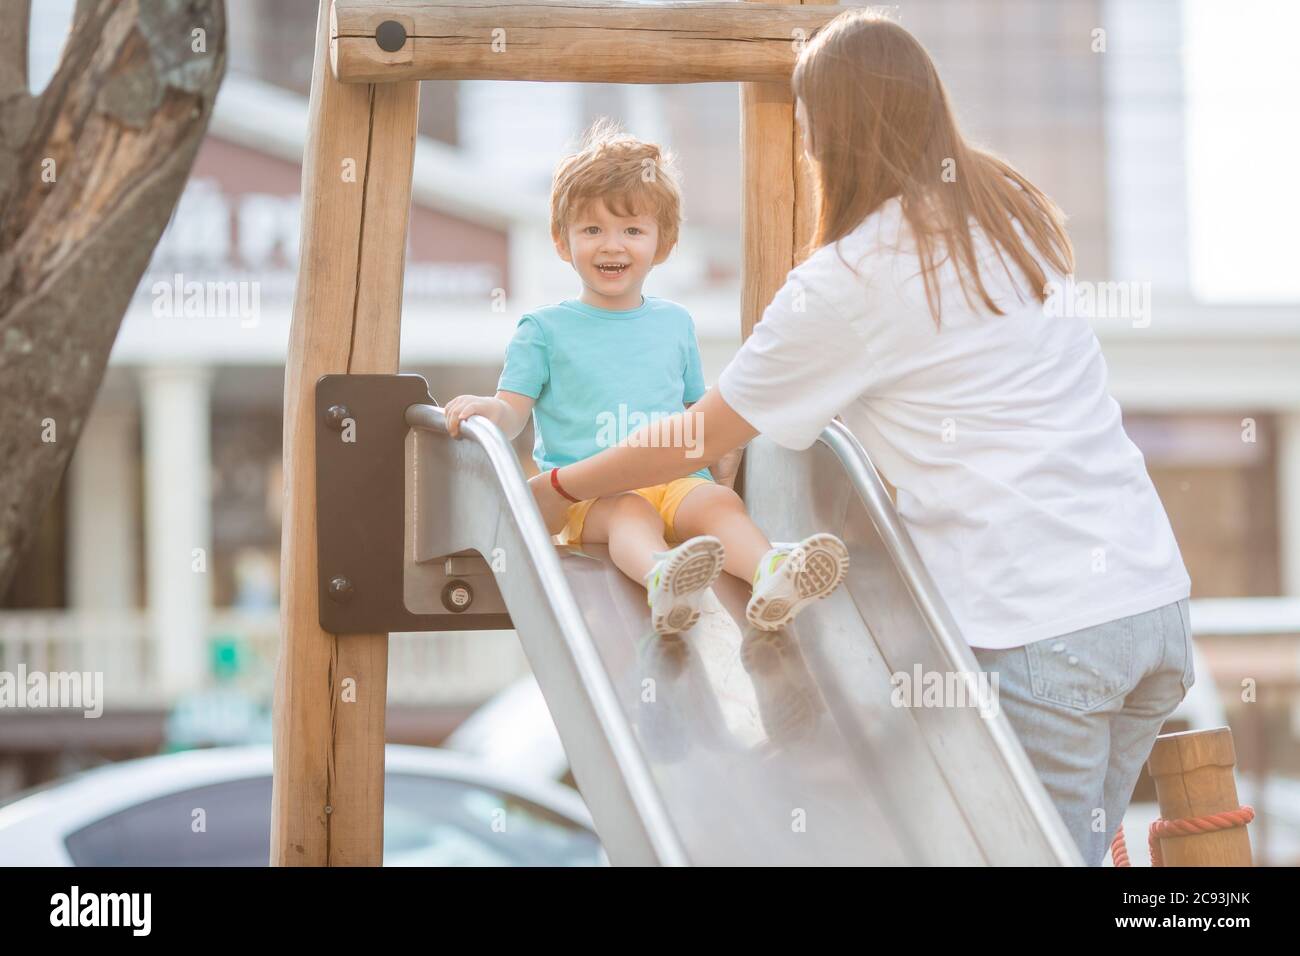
[1025,617,1135,711]
[1176,598,1195,700]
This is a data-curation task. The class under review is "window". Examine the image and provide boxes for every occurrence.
[65,777,271,866]
[383,774,602,867]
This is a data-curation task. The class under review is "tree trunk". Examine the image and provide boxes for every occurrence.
[0,0,226,597]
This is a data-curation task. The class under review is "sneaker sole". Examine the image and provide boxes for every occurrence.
[746,533,850,631]
[651,536,726,636]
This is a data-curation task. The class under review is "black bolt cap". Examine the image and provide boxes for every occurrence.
[375,20,407,53]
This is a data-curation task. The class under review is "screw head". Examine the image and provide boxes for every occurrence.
[375,20,407,53]
[325,404,351,430]
[442,580,473,613]
[328,576,354,604]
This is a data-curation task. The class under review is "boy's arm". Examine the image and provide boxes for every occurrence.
[447,313,546,440]
[493,389,535,440]
[489,313,546,440]
[443,389,534,440]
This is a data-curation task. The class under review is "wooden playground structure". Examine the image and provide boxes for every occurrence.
[271,0,1254,867]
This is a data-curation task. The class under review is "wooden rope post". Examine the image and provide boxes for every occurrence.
[272,0,419,866]
[1146,727,1254,867]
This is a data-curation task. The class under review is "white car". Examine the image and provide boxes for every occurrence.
[0,744,606,866]
[444,675,571,784]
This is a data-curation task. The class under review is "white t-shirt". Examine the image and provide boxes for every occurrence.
[717,197,1190,649]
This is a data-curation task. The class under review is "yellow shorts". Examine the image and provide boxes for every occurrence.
[554,475,713,547]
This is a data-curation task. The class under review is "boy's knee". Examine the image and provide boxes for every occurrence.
[704,484,745,511]
[612,492,658,518]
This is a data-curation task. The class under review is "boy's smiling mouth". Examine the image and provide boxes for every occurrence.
[595,262,629,276]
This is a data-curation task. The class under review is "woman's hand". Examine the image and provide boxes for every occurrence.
[443,395,501,438]
[528,471,571,535]
[710,445,745,489]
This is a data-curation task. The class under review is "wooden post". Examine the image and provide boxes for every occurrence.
[740,0,834,340]
[1147,727,1254,867]
[791,4,834,270]
[271,0,419,866]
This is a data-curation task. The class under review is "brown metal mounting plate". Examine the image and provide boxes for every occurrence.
[314,373,513,634]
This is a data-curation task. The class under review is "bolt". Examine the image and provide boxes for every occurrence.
[442,579,473,613]
[328,576,354,604]
[375,20,407,52]
[325,404,351,430]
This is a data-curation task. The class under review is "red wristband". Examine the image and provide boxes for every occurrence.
[550,467,580,503]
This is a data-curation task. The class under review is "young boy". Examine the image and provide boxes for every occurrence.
[444,120,848,636]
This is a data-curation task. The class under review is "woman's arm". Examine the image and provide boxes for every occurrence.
[528,387,758,532]
[529,264,874,532]
[685,398,743,489]
[564,387,757,496]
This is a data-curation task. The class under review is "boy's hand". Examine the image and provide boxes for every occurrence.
[443,395,501,438]
[711,446,745,490]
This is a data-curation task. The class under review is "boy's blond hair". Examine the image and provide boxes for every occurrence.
[550,118,683,258]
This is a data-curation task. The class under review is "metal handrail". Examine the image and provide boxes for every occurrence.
[403,403,689,866]
[816,418,1083,865]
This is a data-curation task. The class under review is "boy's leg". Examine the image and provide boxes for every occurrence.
[671,482,770,582]
[1100,600,1194,859]
[578,492,670,583]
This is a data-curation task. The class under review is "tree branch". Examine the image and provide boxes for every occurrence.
[0,0,227,597]
[0,0,35,202]
[0,0,31,100]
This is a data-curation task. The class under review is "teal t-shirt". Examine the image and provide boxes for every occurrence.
[496,295,714,482]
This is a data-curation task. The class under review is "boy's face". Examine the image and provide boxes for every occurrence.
[554,199,666,310]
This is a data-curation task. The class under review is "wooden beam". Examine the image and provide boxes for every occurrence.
[739,74,793,340]
[272,0,419,867]
[330,0,850,83]
[740,0,834,339]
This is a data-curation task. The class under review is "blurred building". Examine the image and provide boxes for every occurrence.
[3,0,1298,806]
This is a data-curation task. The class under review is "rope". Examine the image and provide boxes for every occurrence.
[1110,805,1255,866]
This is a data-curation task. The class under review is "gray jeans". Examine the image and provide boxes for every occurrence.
[972,598,1195,866]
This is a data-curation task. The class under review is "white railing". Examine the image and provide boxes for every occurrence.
[388,629,530,704]
[0,609,162,708]
[1190,597,1300,636]
[0,609,529,710]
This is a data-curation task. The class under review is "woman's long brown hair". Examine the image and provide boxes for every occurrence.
[793,9,1074,325]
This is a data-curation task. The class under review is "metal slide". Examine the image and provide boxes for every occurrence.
[405,403,1083,866]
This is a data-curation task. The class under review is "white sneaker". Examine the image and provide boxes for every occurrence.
[745,533,850,631]
[644,535,726,636]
